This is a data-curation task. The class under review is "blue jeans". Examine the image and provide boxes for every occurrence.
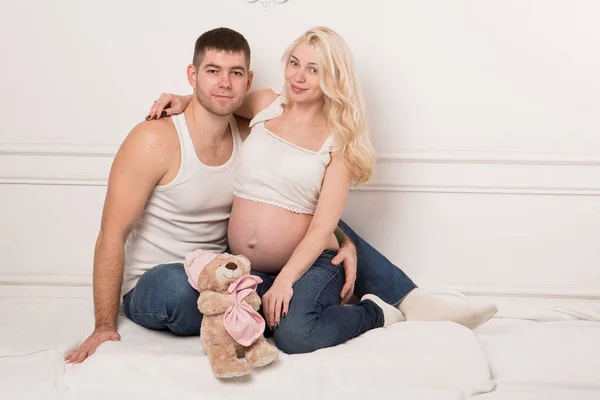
[336,220,417,306]
[122,220,418,354]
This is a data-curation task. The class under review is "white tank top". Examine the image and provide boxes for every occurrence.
[233,96,336,215]
[121,113,242,296]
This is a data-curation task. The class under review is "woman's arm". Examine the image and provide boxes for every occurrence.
[261,153,353,328]
[146,94,193,120]
[146,88,279,120]
[232,88,279,120]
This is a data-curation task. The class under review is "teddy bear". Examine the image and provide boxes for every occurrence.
[184,249,279,379]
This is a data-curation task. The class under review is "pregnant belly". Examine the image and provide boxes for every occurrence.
[227,197,339,273]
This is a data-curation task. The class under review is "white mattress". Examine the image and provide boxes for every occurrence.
[1,295,598,400]
[473,317,600,400]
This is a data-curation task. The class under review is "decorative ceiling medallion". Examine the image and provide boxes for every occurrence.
[245,0,288,10]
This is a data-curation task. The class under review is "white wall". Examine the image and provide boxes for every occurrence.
[1,0,599,304]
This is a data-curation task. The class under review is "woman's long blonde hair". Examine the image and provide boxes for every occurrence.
[281,26,377,186]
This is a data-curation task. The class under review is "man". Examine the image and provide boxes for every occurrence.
[65,27,496,364]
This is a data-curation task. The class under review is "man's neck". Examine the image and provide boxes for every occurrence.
[184,97,231,142]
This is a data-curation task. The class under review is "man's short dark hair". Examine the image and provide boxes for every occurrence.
[193,27,251,70]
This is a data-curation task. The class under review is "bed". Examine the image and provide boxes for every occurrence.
[2,288,598,400]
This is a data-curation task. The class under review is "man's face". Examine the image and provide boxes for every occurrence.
[190,49,252,116]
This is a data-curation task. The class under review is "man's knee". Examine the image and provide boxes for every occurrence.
[133,263,201,335]
[137,263,195,304]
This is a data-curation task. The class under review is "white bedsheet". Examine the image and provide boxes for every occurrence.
[1,349,69,400]
[473,317,600,395]
[0,297,94,357]
[0,296,492,399]
[474,387,600,400]
[64,321,493,397]
[2,295,599,400]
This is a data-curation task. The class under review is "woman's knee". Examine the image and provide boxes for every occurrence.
[271,316,325,355]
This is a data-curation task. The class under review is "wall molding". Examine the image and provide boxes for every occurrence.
[1,273,598,300]
[3,142,600,164]
[0,176,108,186]
[439,282,600,300]
[376,149,600,166]
[355,184,600,196]
[0,142,118,158]
[0,273,92,287]
[3,179,600,195]
[2,142,600,195]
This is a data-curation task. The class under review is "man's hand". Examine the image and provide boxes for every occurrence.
[64,328,120,364]
[332,239,357,305]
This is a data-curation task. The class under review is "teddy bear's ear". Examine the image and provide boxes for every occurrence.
[234,254,251,269]
[185,249,202,268]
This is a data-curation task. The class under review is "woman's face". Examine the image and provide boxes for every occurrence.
[284,41,323,104]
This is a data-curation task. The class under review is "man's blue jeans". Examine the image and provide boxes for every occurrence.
[122,221,418,354]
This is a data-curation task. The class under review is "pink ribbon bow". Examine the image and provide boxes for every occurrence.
[223,275,265,347]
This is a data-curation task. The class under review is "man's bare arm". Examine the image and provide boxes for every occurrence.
[93,121,171,329]
[66,120,172,363]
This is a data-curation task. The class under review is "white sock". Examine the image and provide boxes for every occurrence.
[362,294,405,327]
[398,288,498,330]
